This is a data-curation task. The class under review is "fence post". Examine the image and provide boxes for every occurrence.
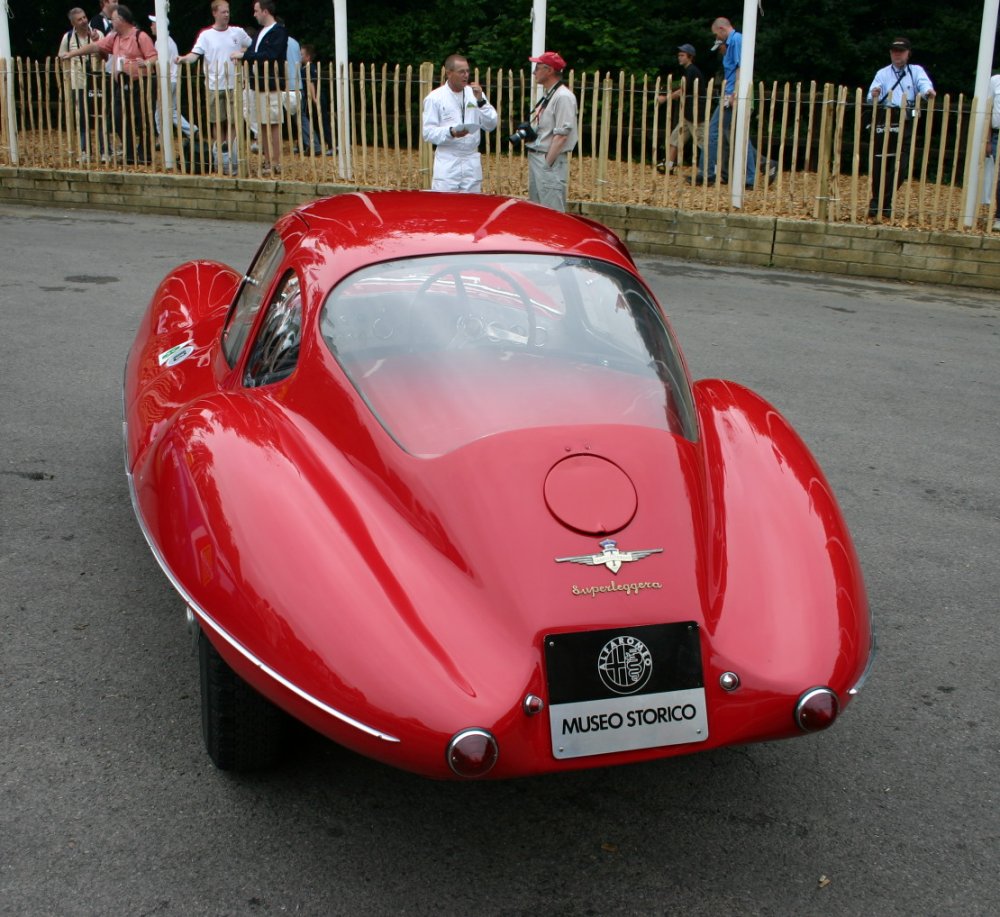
[57,56,73,164]
[917,94,936,226]
[850,88,863,222]
[814,85,830,219]
[597,75,612,202]
[587,71,599,195]
[418,61,433,189]
[233,64,248,178]
[402,64,414,187]
[931,95,950,229]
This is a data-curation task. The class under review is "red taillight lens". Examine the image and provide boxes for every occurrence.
[795,687,840,732]
[446,729,498,778]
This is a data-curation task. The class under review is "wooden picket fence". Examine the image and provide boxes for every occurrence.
[1,56,998,233]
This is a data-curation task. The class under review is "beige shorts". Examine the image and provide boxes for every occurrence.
[205,90,232,124]
[250,91,283,126]
[669,119,702,149]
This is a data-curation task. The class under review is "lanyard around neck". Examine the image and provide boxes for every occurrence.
[531,81,563,123]
[884,66,911,105]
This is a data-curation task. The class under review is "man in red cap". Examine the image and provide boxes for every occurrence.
[524,51,578,211]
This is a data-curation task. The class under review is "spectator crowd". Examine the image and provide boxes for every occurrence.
[58,0,333,175]
[53,5,1000,223]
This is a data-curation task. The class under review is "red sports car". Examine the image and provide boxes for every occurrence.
[123,191,874,778]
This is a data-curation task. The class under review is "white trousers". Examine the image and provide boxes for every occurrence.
[431,149,483,193]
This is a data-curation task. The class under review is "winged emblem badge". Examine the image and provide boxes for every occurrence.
[555,539,663,575]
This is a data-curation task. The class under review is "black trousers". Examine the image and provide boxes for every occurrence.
[113,75,156,165]
[868,108,920,217]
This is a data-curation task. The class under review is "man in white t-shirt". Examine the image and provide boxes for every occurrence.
[177,0,251,166]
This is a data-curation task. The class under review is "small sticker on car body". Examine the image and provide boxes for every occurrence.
[159,341,195,367]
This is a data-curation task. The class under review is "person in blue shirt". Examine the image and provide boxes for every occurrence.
[688,17,769,188]
[866,37,936,219]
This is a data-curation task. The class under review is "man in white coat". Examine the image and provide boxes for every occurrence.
[422,54,497,192]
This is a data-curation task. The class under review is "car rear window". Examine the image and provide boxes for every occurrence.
[319,253,696,456]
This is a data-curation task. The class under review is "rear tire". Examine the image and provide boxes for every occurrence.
[199,631,291,771]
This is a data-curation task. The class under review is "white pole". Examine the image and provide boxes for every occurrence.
[531,0,547,99]
[332,0,352,180]
[731,0,759,207]
[0,0,18,164]
[962,0,999,227]
[153,0,174,168]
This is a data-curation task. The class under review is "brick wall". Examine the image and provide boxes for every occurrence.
[3,167,998,290]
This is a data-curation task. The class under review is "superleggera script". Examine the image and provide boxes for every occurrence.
[571,581,663,597]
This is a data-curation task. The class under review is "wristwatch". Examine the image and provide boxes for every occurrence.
[477,98,487,108]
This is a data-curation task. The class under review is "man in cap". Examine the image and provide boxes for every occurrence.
[524,51,578,212]
[866,37,936,219]
[422,53,498,192]
[656,43,705,174]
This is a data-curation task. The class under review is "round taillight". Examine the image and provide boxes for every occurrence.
[446,729,498,778]
[795,687,840,732]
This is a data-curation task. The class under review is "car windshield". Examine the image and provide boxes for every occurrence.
[319,254,696,457]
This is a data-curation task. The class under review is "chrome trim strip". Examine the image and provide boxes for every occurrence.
[848,631,878,696]
[123,456,400,744]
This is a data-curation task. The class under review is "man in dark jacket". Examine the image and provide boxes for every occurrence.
[89,0,114,37]
[232,0,288,173]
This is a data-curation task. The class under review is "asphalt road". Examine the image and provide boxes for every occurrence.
[1,204,997,917]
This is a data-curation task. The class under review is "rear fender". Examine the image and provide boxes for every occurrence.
[693,378,872,710]
[124,261,241,471]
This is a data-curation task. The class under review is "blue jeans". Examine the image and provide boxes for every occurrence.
[301,106,333,154]
[154,82,194,138]
[699,103,758,186]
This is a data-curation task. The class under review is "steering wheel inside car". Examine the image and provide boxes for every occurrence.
[410,263,538,350]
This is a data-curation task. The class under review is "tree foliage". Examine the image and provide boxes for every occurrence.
[11,0,999,96]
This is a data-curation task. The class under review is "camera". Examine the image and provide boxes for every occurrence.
[508,122,538,147]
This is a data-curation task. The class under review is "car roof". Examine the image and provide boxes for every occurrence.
[280,191,637,282]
